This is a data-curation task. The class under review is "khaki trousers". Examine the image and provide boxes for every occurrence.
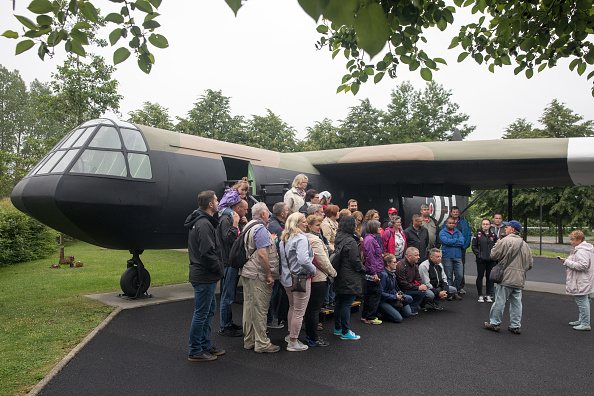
[242,276,273,352]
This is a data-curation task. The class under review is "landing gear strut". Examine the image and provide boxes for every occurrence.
[120,250,151,298]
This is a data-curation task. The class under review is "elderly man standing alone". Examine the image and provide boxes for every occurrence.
[484,220,533,335]
[241,202,281,353]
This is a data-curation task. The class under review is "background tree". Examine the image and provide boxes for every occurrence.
[243,109,298,152]
[473,100,594,242]
[127,101,174,129]
[336,98,387,147]
[299,118,342,151]
[175,89,244,142]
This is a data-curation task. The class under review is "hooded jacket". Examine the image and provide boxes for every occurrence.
[185,209,223,284]
[564,240,594,295]
[333,231,365,295]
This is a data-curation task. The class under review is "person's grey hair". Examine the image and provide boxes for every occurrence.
[412,213,422,221]
[307,204,323,215]
[388,215,401,228]
[272,202,287,216]
[365,220,381,234]
[405,247,419,256]
[252,202,269,218]
[429,248,441,257]
[420,204,429,210]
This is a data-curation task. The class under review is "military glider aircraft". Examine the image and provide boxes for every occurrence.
[10,118,594,296]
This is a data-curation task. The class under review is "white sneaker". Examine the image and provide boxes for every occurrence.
[485,295,493,303]
[478,296,484,303]
[284,334,291,343]
[287,340,308,351]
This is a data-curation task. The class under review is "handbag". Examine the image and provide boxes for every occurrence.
[283,242,307,293]
[489,240,524,283]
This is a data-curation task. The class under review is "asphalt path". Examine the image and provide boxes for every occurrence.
[39,255,593,396]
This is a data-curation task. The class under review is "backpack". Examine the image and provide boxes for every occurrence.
[228,222,260,269]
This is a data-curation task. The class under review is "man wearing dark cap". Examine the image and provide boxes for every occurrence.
[484,220,533,335]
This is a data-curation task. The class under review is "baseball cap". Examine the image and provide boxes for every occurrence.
[388,207,398,214]
[503,220,522,232]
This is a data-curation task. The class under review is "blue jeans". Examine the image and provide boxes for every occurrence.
[334,294,356,335]
[219,266,240,331]
[267,280,281,324]
[324,282,335,305]
[574,295,591,327]
[189,282,217,355]
[489,285,522,328]
[378,295,412,323]
[442,257,463,291]
[405,289,426,311]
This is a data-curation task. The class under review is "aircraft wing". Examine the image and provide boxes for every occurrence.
[293,137,594,196]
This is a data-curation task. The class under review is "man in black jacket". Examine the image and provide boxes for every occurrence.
[395,247,427,314]
[217,199,248,337]
[185,190,225,362]
[404,214,430,263]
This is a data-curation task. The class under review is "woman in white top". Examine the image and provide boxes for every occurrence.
[283,174,308,213]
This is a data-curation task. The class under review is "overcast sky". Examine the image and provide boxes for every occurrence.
[1,0,592,142]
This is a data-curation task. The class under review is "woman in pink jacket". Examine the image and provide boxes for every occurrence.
[560,230,594,331]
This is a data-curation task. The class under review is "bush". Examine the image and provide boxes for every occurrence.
[0,198,58,265]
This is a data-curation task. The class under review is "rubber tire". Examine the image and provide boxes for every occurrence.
[120,266,151,297]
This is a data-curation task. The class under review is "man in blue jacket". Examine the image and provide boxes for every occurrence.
[446,206,472,294]
[439,216,465,298]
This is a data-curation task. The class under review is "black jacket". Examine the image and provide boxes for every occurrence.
[185,209,223,283]
[216,210,243,267]
[404,225,429,262]
[268,214,284,252]
[471,230,498,262]
[395,257,423,291]
[333,231,365,295]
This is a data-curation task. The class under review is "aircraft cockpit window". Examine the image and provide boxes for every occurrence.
[71,149,126,177]
[116,120,137,129]
[128,153,152,179]
[120,128,147,152]
[36,150,67,174]
[59,128,85,149]
[80,118,109,127]
[51,150,79,173]
[89,126,122,149]
[72,127,94,148]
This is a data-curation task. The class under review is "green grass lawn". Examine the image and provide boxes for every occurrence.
[0,241,189,396]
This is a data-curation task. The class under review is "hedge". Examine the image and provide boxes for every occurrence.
[0,198,58,266]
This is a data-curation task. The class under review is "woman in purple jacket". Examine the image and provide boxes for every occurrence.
[361,220,384,324]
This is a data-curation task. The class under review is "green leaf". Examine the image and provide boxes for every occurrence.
[105,13,125,23]
[145,12,160,22]
[114,47,131,65]
[70,29,89,45]
[337,84,346,93]
[473,53,483,64]
[587,70,594,80]
[364,67,374,75]
[420,67,432,81]
[225,0,243,16]
[569,58,580,71]
[351,82,360,95]
[15,39,34,54]
[298,0,330,22]
[143,20,160,29]
[514,65,524,75]
[323,0,358,26]
[27,0,53,14]
[138,53,152,73]
[488,63,495,73]
[24,28,50,38]
[47,30,61,46]
[374,72,385,83]
[135,0,154,13]
[36,15,52,26]
[538,63,547,72]
[109,28,122,45]
[73,21,93,30]
[354,2,390,59]
[344,48,350,59]
[400,55,412,64]
[1,30,19,39]
[442,8,454,24]
[448,37,459,49]
[525,68,533,79]
[70,40,86,57]
[584,48,594,65]
[501,54,511,65]
[15,15,37,30]
[434,57,447,65]
[577,62,587,76]
[332,48,339,59]
[148,0,162,8]
[457,52,469,62]
[409,60,420,71]
[80,2,99,23]
[69,0,78,14]
[37,41,47,60]
[316,24,328,34]
[148,33,168,48]
[454,0,464,6]
[437,17,447,31]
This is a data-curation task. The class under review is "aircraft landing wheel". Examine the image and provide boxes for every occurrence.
[120,266,151,297]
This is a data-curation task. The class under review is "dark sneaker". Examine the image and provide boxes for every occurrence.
[410,310,419,316]
[255,344,281,353]
[508,326,521,335]
[188,352,217,362]
[458,288,466,295]
[427,301,441,310]
[208,347,225,356]
[418,305,427,312]
[484,322,501,332]
[307,337,330,347]
[267,319,284,329]
[447,296,453,301]
[231,323,243,330]
[453,294,463,300]
[219,327,243,337]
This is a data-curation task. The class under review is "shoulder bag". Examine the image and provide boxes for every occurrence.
[283,241,307,292]
[490,240,524,283]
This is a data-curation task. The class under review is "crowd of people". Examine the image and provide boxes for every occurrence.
[185,174,592,362]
